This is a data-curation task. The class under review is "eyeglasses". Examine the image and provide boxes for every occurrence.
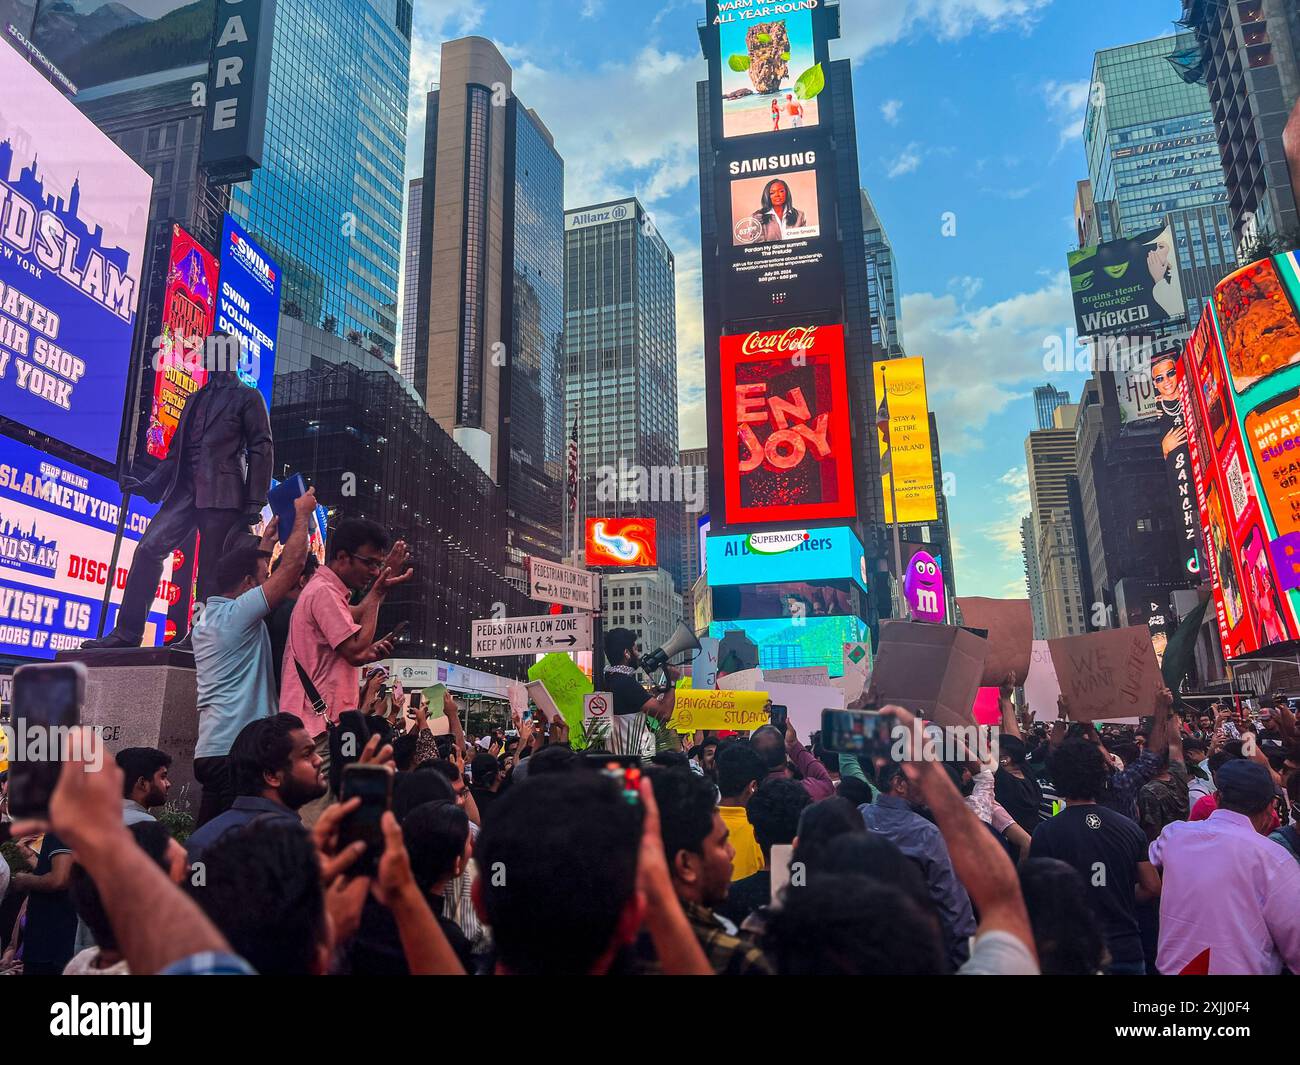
[348,552,385,571]
[1153,370,1177,383]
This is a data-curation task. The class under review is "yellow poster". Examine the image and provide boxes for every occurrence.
[668,688,771,733]
[876,357,937,523]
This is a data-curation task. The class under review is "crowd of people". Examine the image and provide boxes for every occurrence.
[1,501,1299,975]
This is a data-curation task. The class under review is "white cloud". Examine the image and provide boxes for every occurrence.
[839,0,1053,60]
[899,271,1075,452]
[881,99,903,125]
[973,468,1032,585]
[1042,78,1091,148]
[886,143,923,178]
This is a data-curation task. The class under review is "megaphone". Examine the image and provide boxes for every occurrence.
[641,621,702,674]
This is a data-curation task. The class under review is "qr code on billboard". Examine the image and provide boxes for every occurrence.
[1226,453,1248,520]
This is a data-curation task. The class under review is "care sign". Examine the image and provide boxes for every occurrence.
[471,612,593,657]
[528,556,599,611]
[201,0,278,184]
[1048,627,1163,722]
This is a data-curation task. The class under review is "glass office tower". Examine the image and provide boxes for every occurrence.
[231,0,412,362]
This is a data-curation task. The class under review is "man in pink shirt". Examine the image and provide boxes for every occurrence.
[1149,760,1300,974]
[281,517,411,822]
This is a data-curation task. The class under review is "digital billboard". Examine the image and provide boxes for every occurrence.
[146,224,218,460]
[0,433,170,659]
[216,214,280,406]
[585,517,657,568]
[708,614,868,678]
[31,0,215,93]
[714,0,824,139]
[705,526,867,592]
[0,41,152,465]
[1067,223,1185,336]
[720,324,856,526]
[875,356,937,523]
[903,549,946,623]
[1182,255,1300,658]
[719,148,839,319]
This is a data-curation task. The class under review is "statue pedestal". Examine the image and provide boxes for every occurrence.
[56,647,199,810]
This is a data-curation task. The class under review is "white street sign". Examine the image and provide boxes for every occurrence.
[528,556,600,612]
[471,613,594,657]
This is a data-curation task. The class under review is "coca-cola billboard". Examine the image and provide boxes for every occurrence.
[719,323,856,525]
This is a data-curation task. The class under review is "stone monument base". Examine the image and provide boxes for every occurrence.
[56,647,199,812]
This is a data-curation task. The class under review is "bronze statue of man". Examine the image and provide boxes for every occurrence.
[83,332,273,648]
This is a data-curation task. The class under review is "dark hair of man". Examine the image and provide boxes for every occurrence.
[477,773,641,975]
[391,733,418,772]
[811,833,931,905]
[422,759,461,785]
[1047,739,1109,801]
[393,769,456,822]
[764,875,946,975]
[115,747,171,799]
[604,626,637,667]
[876,760,907,794]
[749,724,786,771]
[1018,858,1106,975]
[216,544,272,596]
[1207,749,1239,779]
[716,743,765,801]
[523,744,577,775]
[649,768,719,864]
[329,517,390,562]
[1109,741,1140,767]
[791,797,865,873]
[651,750,690,770]
[837,776,875,809]
[745,778,810,856]
[403,799,470,894]
[471,753,501,788]
[272,551,318,580]
[1286,768,1300,807]
[70,821,173,953]
[229,713,303,796]
[190,820,325,975]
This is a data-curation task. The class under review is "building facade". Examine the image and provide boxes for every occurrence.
[1026,406,1086,638]
[400,178,424,389]
[1033,384,1071,431]
[1038,508,1088,638]
[564,197,680,588]
[1083,33,1237,324]
[1180,0,1300,252]
[861,186,904,358]
[1022,516,1048,638]
[414,37,566,580]
[679,446,709,622]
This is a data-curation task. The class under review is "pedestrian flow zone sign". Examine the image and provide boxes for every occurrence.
[471,613,594,657]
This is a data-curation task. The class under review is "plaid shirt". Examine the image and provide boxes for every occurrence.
[1099,749,1162,820]
[631,901,773,975]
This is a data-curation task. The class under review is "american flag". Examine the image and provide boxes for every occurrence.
[567,416,579,513]
[876,389,891,476]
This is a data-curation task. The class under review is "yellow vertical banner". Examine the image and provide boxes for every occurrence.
[876,356,938,523]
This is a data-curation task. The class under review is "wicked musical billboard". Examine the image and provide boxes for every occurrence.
[1182,253,1300,658]
[719,323,856,526]
[1067,223,1186,337]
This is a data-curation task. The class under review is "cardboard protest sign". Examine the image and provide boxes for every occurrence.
[870,622,987,728]
[527,653,593,734]
[1023,640,1062,720]
[1048,627,1163,722]
[765,666,831,686]
[668,688,770,733]
[956,597,1033,685]
[718,668,765,691]
[692,636,720,690]
[766,680,844,737]
[841,641,871,705]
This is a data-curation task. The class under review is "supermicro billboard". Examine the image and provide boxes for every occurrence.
[719,323,856,526]
[705,525,868,592]
[0,41,152,466]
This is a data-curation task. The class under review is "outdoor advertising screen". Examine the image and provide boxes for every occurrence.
[146,223,218,460]
[0,433,170,659]
[712,0,825,140]
[875,356,937,523]
[708,613,867,677]
[31,0,215,93]
[585,517,657,567]
[1181,255,1300,658]
[705,526,868,592]
[719,324,856,526]
[1067,223,1186,337]
[0,40,152,466]
[719,146,839,320]
[216,214,280,406]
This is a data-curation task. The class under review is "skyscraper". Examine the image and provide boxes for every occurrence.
[1022,516,1047,638]
[400,178,424,390]
[1083,33,1237,323]
[414,37,567,579]
[1026,405,1086,637]
[231,0,413,363]
[679,446,709,621]
[564,198,681,590]
[1179,0,1300,252]
[861,186,904,357]
[1033,384,1070,431]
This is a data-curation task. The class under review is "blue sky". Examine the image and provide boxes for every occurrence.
[405,0,1187,599]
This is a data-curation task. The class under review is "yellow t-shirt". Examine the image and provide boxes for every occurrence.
[719,805,765,881]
